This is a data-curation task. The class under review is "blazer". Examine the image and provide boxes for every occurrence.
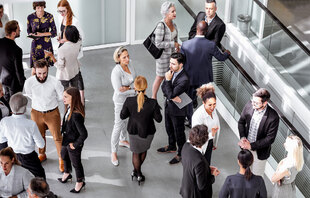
[188,12,226,47]
[219,173,267,198]
[161,69,189,116]
[61,111,88,148]
[180,142,215,198]
[0,96,11,119]
[0,37,25,91]
[238,101,280,160]
[55,41,81,81]
[181,36,229,86]
[120,95,162,138]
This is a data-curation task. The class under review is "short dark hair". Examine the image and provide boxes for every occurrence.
[34,59,48,69]
[65,25,80,43]
[29,177,50,198]
[189,125,209,147]
[5,20,18,36]
[170,52,186,65]
[33,1,46,10]
[253,88,270,103]
[0,4,3,9]
[206,0,216,5]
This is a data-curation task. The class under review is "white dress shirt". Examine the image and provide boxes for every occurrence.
[0,114,45,154]
[24,75,64,111]
[192,104,221,146]
[0,14,9,39]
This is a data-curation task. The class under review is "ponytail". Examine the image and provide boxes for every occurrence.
[137,90,145,112]
[134,76,148,112]
[238,149,254,180]
[244,166,253,180]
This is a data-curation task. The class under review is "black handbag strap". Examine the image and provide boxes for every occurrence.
[150,22,166,42]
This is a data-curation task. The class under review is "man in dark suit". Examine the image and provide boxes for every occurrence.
[188,0,225,47]
[181,21,230,127]
[157,53,189,165]
[180,125,220,198]
[0,20,25,102]
[238,88,280,177]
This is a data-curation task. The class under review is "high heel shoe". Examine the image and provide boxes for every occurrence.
[137,174,145,186]
[57,174,72,183]
[70,182,86,193]
[131,170,137,181]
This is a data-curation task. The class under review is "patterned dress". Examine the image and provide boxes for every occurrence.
[27,11,57,67]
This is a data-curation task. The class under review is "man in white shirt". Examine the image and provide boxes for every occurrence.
[0,92,46,179]
[24,59,64,172]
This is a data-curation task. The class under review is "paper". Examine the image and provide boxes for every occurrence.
[172,92,192,109]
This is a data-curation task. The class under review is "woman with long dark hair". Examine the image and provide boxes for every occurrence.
[219,149,267,198]
[58,87,87,193]
[120,76,162,185]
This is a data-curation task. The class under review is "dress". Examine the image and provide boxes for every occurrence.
[154,20,178,77]
[27,11,57,67]
[272,165,299,198]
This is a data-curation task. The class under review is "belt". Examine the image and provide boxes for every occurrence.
[36,107,57,114]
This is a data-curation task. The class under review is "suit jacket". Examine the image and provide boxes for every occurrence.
[181,36,229,86]
[0,37,25,91]
[120,95,162,138]
[188,12,226,47]
[161,69,189,116]
[0,96,11,119]
[238,101,280,160]
[219,173,267,198]
[180,142,215,198]
[61,111,88,148]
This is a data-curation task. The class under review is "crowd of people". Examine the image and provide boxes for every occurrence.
[0,0,305,197]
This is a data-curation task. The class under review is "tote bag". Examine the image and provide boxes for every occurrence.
[143,22,166,59]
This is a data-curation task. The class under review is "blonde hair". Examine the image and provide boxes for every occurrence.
[196,83,216,102]
[134,76,147,112]
[113,46,127,64]
[285,135,304,171]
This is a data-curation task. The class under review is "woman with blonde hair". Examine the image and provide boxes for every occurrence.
[272,135,304,198]
[121,76,162,185]
[192,83,220,165]
[110,46,136,166]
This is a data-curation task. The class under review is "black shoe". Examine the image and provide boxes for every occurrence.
[137,174,145,186]
[70,182,86,193]
[131,170,137,181]
[169,156,181,165]
[57,174,72,183]
[157,146,177,153]
[193,98,198,108]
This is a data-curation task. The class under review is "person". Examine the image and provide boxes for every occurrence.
[219,149,267,198]
[188,0,225,47]
[0,147,34,198]
[151,1,180,99]
[0,20,25,102]
[28,177,58,198]
[192,83,220,165]
[157,53,189,165]
[44,25,84,105]
[238,88,280,177]
[58,87,87,193]
[120,76,162,185]
[0,83,11,121]
[110,46,136,166]
[181,21,230,127]
[180,125,220,198]
[57,0,85,105]
[24,59,64,172]
[0,92,46,179]
[0,4,9,38]
[27,0,57,74]
[271,135,304,198]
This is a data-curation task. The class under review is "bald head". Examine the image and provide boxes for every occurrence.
[196,21,208,35]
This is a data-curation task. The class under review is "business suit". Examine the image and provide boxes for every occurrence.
[61,111,88,182]
[219,173,267,198]
[180,142,214,198]
[238,101,279,175]
[161,69,189,156]
[0,37,26,102]
[188,12,225,47]
[181,36,229,124]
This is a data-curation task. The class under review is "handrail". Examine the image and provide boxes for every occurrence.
[177,0,196,19]
[253,0,310,56]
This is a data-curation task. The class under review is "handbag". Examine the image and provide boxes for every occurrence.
[143,22,166,59]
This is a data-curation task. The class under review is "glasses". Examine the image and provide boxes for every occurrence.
[250,98,262,106]
[57,10,66,14]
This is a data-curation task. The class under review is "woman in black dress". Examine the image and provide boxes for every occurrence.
[58,87,87,193]
[120,76,162,185]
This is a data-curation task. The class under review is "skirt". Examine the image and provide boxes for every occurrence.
[129,134,154,154]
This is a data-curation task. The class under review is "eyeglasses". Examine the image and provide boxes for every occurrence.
[57,10,66,14]
[250,98,262,106]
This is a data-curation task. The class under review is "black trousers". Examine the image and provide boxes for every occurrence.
[16,151,46,179]
[165,110,186,156]
[61,145,85,182]
[186,85,199,125]
[204,139,213,165]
